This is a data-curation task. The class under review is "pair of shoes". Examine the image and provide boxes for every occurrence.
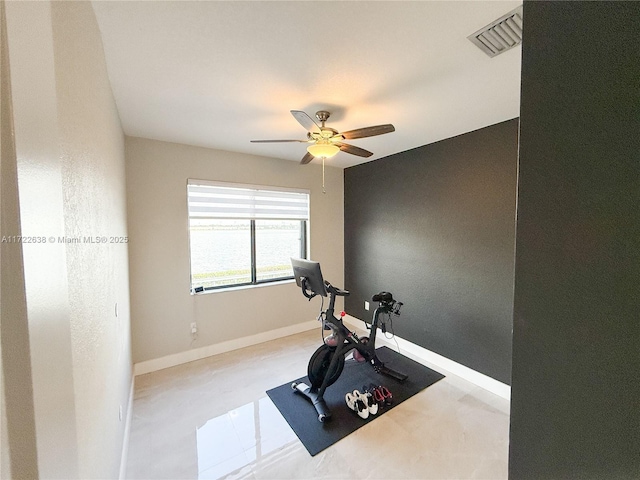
[345,389,377,419]
[367,384,393,407]
[360,387,379,415]
[345,390,368,419]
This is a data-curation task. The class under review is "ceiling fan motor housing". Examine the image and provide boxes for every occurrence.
[315,111,331,124]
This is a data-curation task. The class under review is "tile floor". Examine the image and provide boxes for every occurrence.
[126,329,510,479]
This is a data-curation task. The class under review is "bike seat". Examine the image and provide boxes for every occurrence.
[372,291,393,302]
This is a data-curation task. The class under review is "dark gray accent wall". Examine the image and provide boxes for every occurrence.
[509,2,640,479]
[344,118,518,384]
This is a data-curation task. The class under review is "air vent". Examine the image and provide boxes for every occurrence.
[468,5,523,58]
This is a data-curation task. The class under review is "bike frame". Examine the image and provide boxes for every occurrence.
[294,280,406,421]
[322,283,390,367]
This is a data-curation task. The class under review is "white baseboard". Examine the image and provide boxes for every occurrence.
[119,375,134,480]
[132,315,510,399]
[133,320,318,376]
[344,315,511,400]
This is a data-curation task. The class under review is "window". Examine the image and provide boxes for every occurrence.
[187,180,309,291]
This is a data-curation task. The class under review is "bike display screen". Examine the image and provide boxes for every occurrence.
[291,258,327,297]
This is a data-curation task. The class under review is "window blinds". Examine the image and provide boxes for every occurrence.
[187,181,309,220]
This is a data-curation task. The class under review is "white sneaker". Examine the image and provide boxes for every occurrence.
[360,387,379,415]
[345,390,369,419]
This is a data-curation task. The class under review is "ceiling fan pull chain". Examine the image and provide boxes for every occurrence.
[322,156,326,194]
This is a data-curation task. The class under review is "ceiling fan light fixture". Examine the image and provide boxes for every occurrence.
[307,142,340,158]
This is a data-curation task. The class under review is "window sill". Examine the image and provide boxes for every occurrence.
[190,278,295,296]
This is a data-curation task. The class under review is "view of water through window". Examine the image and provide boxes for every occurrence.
[189,219,303,288]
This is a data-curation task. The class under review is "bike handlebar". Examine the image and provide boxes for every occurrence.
[326,282,350,297]
[299,278,350,300]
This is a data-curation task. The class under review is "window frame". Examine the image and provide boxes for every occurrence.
[187,180,309,293]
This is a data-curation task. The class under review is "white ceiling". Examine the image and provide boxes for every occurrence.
[92,1,522,169]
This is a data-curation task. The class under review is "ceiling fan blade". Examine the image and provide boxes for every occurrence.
[300,152,315,165]
[250,139,308,143]
[336,142,373,158]
[340,124,395,140]
[291,110,321,133]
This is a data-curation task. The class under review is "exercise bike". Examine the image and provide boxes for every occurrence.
[290,258,407,422]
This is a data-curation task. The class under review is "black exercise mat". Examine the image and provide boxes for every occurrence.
[266,346,445,456]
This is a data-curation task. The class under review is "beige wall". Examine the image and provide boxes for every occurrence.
[1,1,38,477]
[125,136,344,364]
[52,2,133,478]
[4,1,132,478]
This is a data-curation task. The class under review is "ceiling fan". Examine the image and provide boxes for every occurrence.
[251,110,395,164]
